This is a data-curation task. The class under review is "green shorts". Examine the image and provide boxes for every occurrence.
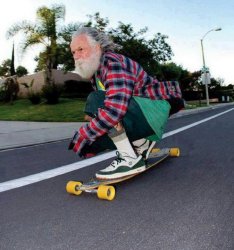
[133,96,170,141]
[83,91,170,154]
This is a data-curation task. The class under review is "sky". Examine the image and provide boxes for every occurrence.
[0,0,233,85]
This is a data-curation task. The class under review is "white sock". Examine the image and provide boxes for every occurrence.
[110,131,137,158]
[132,138,147,147]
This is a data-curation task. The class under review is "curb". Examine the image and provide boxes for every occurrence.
[1,103,233,151]
[170,102,234,119]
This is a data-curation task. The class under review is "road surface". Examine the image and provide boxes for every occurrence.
[0,106,233,250]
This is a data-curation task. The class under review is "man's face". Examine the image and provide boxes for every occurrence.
[70,34,102,79]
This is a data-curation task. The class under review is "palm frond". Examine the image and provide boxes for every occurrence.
[52,4,65,21]
[22,33,47,51]
[6,21,35,39]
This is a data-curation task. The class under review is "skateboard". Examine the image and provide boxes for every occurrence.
[66,147,180,201]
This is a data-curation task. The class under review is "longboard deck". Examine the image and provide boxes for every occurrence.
[66,148,180,200]
[78,148,175,190]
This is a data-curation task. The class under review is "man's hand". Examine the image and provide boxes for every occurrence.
[68,131,79,151]
[68,131,88,156]
[84,114,92,121]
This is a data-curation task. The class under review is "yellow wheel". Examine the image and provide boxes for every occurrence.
[66,181,83,195]
[97,185,116,201]
[151,148,160,154]
[169,148,180,157]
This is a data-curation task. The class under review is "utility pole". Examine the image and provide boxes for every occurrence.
[200,28,222,106]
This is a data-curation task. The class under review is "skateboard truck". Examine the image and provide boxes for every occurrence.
[66,181,116,201]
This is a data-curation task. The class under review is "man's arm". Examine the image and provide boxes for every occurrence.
[70,62,135,154]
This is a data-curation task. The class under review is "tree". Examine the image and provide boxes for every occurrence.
[160,62,183,81]
[181,70,202,92]
[0,59,11,77]
[86,12,109,31]
[16,66,28,77]
[10,43,16,76]
[148,33,173,63]
[86,13,173,76]
[110,23,160,75]
[35,23,81,72]
[30,11,174,75]
[6,4,66,85]
[0,77,19,104]
[0,59,28,78]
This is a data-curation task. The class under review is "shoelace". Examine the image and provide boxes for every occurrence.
[110,151,126,168]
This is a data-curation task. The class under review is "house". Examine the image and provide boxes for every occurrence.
[17,69,84,97]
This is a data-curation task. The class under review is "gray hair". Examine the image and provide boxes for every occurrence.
[72,27,121,52]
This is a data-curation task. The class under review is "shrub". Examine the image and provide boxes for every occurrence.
[0,87,5,102]
[21,79,41,105]
[1,77,19,103]
[62,80,92,98]
[28,92,41,105]
[42,84,63,104]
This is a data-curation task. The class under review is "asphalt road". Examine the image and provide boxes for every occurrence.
[1,106,234,250]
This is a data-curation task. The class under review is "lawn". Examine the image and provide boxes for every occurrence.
[0,98,86,122]
[1,98,224,122]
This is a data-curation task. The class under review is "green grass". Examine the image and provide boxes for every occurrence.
[185,103,208,109]
[1,98,226,122]
[185,101,222,110]
[0,98,86,122]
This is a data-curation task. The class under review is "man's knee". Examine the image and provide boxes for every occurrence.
[85,91,105,116]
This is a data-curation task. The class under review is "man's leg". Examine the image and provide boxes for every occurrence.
[120,97,157,160]
[96,123,146,179]
[82,91,156,158]
[132,138,156,160]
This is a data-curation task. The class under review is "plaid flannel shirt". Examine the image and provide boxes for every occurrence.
[73,52,182,153]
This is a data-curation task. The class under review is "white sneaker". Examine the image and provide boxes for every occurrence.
[96,151,146,180]
[133,139,156,159]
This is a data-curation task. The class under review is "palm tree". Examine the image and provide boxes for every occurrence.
[6,4,65,85]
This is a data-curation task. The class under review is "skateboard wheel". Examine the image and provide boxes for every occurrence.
[169,148,180,157]
[66,181,83,195]
[97,185,115,201]
[150,148,160,154]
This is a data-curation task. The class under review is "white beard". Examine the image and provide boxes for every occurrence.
[75,49,101,79]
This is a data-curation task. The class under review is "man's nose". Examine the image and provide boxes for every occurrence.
[73,51,81,60]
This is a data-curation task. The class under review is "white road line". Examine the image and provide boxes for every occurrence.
[163,107,234,138]
[0,107,234,193]
[0,151,116,193]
